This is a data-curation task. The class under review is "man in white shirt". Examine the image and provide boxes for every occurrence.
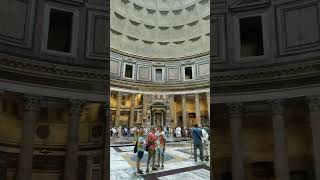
[201,126,209,161]
[155,126,166,168]
[175,126,181,138]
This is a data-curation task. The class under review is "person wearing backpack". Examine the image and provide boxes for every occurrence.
[135,129,145,175]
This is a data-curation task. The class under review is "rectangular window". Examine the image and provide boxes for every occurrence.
[240,16,264,57]
[155,69,163,81]
[124,64,133,78]
[47,9,73,52]
[185,66,193,80]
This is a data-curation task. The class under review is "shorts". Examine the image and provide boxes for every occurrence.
[157,148,165,156]
[148,149,156,157]
[137,151,144,159]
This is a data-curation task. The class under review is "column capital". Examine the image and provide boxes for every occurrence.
[117,91,123,97]
[307,95,320,112]
[227,102,243,115]
[69,99,85,116]
[194,93,199,98]
[269,99,285,115]
[23,95,41,112]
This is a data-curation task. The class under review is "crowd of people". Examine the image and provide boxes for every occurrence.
[110,125,205,139]
[110,124,210,175]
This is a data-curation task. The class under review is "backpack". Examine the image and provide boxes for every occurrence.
[134,140,138,153]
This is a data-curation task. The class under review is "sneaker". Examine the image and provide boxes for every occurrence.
[146,169,149,173]
[152,167,158,171]
[205,157,209,161]
[137,171,144,175]
[161,165,164,169]
[138,169,143,173]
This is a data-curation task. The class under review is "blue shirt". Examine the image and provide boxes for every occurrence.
[192,128,202,144]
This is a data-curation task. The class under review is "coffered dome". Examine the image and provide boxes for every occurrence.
[110,0,210,58]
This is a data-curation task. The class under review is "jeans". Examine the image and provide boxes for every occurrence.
[194,143,203,161]
[203,140,209,157]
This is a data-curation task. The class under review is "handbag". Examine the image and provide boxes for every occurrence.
[134,140,138,153]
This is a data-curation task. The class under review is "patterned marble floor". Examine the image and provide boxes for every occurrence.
[110,141,210,180]
[110,136,192,146]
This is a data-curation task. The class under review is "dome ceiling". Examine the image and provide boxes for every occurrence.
[110,0,210,59]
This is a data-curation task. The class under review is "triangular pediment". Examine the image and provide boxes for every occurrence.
[229,0,270,12]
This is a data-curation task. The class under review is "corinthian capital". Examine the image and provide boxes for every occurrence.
[227,102,243,115]
[307,96,320,112]
[23,95,41,112]
[269,99,285,115]
[69,99,85,116]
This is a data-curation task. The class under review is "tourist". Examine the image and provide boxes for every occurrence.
[201,126,209,161]
[146,127,158,173]
[111,127,117,139]
[192,124,204,162]
[118,126,122,138]
[156,126,166,169]
[176,126,181,138]
[136,129,145,175]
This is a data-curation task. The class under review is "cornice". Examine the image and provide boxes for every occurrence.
[212,60,320,86]
[0,53,108,82]
[110,79,210,92]
[229,0,270,12]
[110,48,210,62]
[2,53,320,93]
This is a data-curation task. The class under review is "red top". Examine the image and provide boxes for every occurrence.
[147,132,157,150]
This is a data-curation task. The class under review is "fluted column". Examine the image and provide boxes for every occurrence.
[64,99,85,180]
[169,95,175,126]
[115,92,122,127]
[195,93,201,125]
[271,99,289,180]
[142,94,148,125]
[206,92,210,126]
[0,93,3,113]
[129,94,136,127]
[182,94,187,128]
[228,103,245,180]
[17,95,41,180]
[307,96,320,180]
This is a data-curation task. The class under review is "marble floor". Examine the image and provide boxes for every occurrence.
[110,136,192,146]
[110,140,210,180]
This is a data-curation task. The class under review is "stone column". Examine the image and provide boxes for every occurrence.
[182,94,187,128]
[195,93,201,125]
[129,94,136,127]
[0,92,3,113]
[17,95,41,180]
[228,103,245,180]
[206,92,210,125]
[169,95,175,126]
[142,94,148,125]
[115,92,122,127]
[271,99,289,180]
[307,96,320,180]
[64,99,85,180]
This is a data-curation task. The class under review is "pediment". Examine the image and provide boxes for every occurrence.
[229,0,270,12]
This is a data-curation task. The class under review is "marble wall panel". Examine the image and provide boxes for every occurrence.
[276,1,320,55]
